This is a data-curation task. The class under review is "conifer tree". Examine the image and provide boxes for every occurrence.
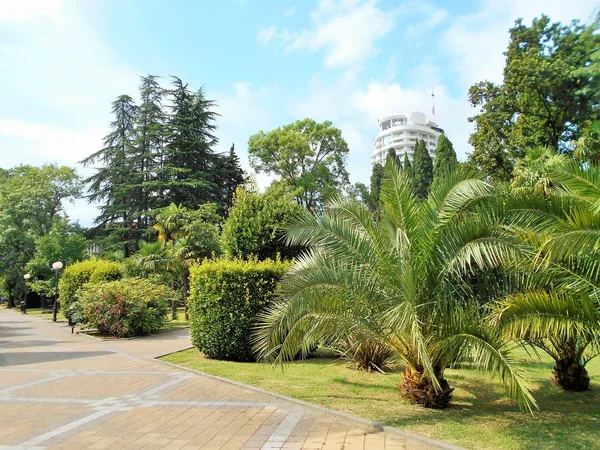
[81,95,139,255]
[369,163,384,210]
[402,151,413,177]
[134,75,165,227]
[217,144,247,213]
[412,139,433,200]
[433,134,457,179]
[161,77,220,209]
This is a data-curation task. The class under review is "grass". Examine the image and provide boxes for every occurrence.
[161,347,600,450]
[162,307,190,331]
[3,305,58,318]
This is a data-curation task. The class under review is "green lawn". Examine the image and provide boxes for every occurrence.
[161,348,600,450]
[162,307,190,331]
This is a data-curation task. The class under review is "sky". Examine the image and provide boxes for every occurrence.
[1,0,598,225]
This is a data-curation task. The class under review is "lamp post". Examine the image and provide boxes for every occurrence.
[52,261,63,322]
[22,273,31,315]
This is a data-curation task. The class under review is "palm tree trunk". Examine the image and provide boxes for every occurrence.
[553,357,590,391]
[399,368,454,408]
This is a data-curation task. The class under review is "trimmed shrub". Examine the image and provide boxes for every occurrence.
[58,260,124,314]
[189,259,290,361]
[88,260,124,284]
[221,187,303,260]
[80,278,171,337]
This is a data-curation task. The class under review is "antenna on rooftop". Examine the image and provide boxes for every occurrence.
[431,87,436,123]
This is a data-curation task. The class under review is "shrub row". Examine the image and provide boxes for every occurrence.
[58,260,124,312]
[189,258,290,361]
[80,278,171,338]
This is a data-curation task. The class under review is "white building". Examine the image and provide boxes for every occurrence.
[371,111,443,166]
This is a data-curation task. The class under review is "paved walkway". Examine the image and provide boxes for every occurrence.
[0,309,458,450]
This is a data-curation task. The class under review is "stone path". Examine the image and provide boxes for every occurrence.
[0,309,460,450]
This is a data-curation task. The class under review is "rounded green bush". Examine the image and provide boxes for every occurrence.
[58,259,124,314]
[80,278,171,337]
[221,188,303,260]
[89,260,124,284]
[189,258,290,361]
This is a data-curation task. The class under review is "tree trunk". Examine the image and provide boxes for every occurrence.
[181,270,190,321]
[399,368,454,408]
[553,357,590,391]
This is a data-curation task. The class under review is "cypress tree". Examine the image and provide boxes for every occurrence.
[412,139,433,200]
[402,152,412,175]
[433,134,458,179]
[369,163,384,210]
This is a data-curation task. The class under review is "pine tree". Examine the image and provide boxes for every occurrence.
[81,95,139,255]
[134,75,165,227]
[433,134,457,180]
[412,139,433,200]
[161,77,220,209]
[369,163,384,211]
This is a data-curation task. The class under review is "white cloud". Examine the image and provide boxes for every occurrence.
[260,0,397,67]
[0,0,63,21]
[256,26,278,44]
[0,120,107,167]
[0,0,138,226]
[211,82,280,190]
[444,0,599,89]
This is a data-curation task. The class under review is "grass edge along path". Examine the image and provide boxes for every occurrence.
[160,348,600,450]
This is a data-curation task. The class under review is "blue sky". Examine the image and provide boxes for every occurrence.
[0,0,598,225]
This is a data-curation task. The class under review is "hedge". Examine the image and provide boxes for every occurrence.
[221,188,303,260]
[189,258,290,361]
[58,260,124,313]
[80,278,171,337]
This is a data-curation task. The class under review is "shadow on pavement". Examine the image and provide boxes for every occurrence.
[0,351,114,366]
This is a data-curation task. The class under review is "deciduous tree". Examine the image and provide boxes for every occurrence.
[248,119,350,212]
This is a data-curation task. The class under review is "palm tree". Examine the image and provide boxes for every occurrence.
[128,239,180,319]
[511,146,563,196]
[254,165,536,411]
[491,160,600,391]
[153,203,188,242]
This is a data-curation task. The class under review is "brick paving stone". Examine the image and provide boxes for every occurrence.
[0,309,460,450]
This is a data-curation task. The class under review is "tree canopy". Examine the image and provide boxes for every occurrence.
[248,118,350,212]
[467,15,600,179]
[0,165,81,302]
[81,75,245,255]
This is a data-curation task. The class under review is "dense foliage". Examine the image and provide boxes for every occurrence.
[221,187,303,260]
[189,258,290,361]
[433,134,457,179]
[255,164,536,411]
[468,15,600,179]
[248,118,350,212]
[80,278,171,337]
[81,75,245,256]
[411,139,434,199]
[58,260,124,313]
[0,165,81,304]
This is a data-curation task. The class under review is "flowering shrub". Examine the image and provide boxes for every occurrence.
[80,278,171,337]
[58,259,124,314]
